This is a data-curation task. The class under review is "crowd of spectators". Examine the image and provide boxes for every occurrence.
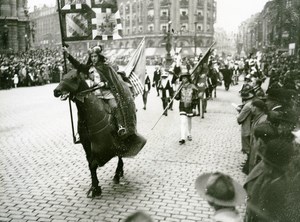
[0,49,65,90]
[235,52,300,221]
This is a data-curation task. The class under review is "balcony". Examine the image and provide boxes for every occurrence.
[160,0,169,7]
[180,14,189,21]
[197,0,204,8]
[180,0,189,7]
[148,2,154,9]
[160,15,169,21]
[147,15,154,22]
[196,15,204,21]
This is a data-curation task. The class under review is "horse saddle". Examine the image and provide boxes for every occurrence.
[117,133,147,157]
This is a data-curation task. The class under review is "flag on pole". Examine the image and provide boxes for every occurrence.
[190,42,216,82]
[59,0,122,41]
[122,37,146,96]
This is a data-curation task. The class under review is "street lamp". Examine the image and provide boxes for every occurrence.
[194,21,197,58]
[165,0,173,67]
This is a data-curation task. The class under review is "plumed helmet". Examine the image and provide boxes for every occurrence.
[88,45,103,55]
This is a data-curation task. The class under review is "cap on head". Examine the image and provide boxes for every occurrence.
[88,45,102,55]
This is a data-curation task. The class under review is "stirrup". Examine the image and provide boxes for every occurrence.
[117,125,127,136]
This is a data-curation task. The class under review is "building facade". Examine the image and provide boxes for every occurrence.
[29,5,61,49]
[29,0,216,58]
[0,0,30,53]
[117,0,216,57]
[237,0,300,56]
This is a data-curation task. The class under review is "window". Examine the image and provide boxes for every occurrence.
[148,25,154,32]
[161,25,167,32]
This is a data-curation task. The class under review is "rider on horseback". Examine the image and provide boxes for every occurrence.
[63,46,136,140]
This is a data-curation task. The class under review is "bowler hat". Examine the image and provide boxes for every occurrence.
[268,109,298,125]
[257,139,294,169]
[254,122,277,142]
[195,172,246,207]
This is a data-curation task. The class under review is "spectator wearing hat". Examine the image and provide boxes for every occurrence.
[268,109,297,142]
[195,172,246,222]
[176,70,198,145]
[239,75,253,101]
[248,99,268,173]
[252,79,265,100]
[265,88,296,112]
[244,139,295,222]
[237,92,254,154]
[157,69,173,116]
[152,65,162,96]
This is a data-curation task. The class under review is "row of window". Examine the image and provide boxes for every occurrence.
[123,23,213,35]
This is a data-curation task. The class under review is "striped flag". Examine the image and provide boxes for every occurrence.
[123,37,146,96]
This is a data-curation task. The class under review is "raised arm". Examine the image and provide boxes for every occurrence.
[63,47,89,74]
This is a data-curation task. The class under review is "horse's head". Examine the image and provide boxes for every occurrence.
[53,69,87,100]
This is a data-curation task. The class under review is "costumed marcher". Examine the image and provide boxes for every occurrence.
[237,92,254,174]
[195,172,246,222]
[142,70,151,110]
[152,65,162,96]
[195,65,208,118]
[220,64,232,91]
[157,69,173,116]
[176,70,198,145]
[63,45,137,140]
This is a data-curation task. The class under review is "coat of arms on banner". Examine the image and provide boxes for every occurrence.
[60,0,122,41]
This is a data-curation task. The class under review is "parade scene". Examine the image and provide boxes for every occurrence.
[1,0,300,221]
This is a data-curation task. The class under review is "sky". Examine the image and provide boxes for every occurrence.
[28,0,270,32]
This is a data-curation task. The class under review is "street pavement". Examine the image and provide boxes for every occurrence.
[0,66,246,222]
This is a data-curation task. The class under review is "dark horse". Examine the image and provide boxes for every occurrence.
[53,70,146,198]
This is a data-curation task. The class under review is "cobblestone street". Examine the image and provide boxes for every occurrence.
[0,67,246,222]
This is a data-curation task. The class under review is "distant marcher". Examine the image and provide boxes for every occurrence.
[142,72,151,110]
[157,70,172,116]
[152,65,162,96]
[195,172,246,222]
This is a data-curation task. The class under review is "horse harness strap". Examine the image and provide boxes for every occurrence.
[75,85,102,102]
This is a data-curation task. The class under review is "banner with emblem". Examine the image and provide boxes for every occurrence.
[59,0,122,41]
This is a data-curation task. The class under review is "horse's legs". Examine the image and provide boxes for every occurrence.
[214,87,217,98]
[86,160,102,198]
[113,157,124,184]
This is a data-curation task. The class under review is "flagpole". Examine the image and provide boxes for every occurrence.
[151,42,216,130]
[57,0,77,144]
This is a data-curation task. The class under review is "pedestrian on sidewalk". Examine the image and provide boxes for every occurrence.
[176,70,198,145]
[195,172,246,222]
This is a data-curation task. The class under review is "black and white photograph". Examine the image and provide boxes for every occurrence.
[1,0,300,221]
